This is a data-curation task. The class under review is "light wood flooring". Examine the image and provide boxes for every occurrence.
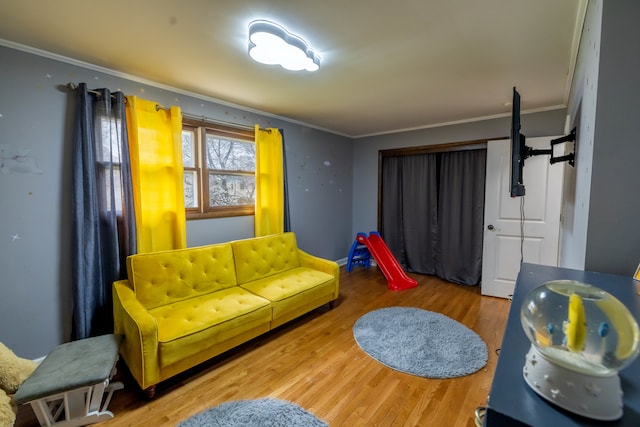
[15,266,511,427]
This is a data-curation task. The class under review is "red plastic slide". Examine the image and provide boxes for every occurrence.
[356,232,418,291]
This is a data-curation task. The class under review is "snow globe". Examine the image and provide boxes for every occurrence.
[520,280,639,420]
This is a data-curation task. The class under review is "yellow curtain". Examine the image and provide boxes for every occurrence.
[254,126,284,236]
[126,96,186,253]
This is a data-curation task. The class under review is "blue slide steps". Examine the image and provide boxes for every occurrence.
[346,232,372,272]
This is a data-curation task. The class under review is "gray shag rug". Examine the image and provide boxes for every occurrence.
[176,398,327,427]
[353,306,488,378]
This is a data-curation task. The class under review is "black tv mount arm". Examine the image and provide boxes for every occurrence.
[523,127,576,167]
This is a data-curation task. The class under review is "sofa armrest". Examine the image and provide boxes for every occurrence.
[112,280,159,390]
[297,249,340,299]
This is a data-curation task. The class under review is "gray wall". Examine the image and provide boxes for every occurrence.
[0,44,352,358]
[560,0,600,271]
[562,0,640,276]
[586,0,640,274]
[351,110,567,239]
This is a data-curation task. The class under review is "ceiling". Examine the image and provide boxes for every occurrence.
[0,1,586,138]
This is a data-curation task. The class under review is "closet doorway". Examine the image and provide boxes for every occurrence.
[378,141,487,286]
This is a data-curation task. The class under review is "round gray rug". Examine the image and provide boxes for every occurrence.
[176,398,327,427]
[353,306,488,378]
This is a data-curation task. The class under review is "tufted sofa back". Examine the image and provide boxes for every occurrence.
[231,232,301,285]
[127,243,237,310]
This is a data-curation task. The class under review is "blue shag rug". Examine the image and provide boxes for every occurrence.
[353,306,488,378]
[176,398,327,427]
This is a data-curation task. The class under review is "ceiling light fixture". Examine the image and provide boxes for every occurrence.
[248,20,320,72]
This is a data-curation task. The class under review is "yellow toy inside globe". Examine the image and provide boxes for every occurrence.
[520,280,639,375]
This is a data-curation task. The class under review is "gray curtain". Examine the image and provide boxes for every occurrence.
[381,149,486,285]
[381,154,438,274]
[281,128,291,232]
[435,149,486,285]
[71,83,136,340]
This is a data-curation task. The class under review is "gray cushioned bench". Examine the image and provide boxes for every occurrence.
[14,334,123,427]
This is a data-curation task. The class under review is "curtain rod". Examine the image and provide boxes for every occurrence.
[67,83,256,132]
[155,104,255,132]
[66,82,119,99]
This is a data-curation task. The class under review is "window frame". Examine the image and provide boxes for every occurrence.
[97,115,124,214]
[182,118,255,219]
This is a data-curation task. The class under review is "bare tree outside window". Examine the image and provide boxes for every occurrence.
[206,135,255,207]
[98,116,122,213]
[182,119,255,219]
[182,127,198,209]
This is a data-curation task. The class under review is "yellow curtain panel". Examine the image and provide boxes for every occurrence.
[254,126,284,237]
[126,96,186,253]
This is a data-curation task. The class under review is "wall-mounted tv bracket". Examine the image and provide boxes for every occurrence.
[523,127,576,167]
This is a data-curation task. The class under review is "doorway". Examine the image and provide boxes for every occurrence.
[378,141,487,286]
[481,137,563,298]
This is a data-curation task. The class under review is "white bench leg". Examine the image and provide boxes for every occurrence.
[26,379,124,427]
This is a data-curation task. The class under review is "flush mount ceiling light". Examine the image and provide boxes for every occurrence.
[248,20,320,72]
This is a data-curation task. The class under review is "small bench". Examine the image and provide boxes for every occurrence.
[14,334,123,427]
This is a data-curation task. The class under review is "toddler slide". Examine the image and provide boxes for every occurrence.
[356,232,418,291]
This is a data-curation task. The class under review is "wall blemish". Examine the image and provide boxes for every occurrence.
[0,144,43,174]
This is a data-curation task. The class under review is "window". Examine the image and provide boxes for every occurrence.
[182,119,255,219]
[97,115,123,213]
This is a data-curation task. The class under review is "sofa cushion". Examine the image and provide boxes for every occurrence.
[127,243,237,310]
[240,267,335,319]
[150,287,272,367]
[240,267,333,301]
[231,232,301,285]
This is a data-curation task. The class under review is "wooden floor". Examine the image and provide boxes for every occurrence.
[15,266,511,427]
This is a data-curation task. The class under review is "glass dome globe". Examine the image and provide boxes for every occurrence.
[521,280,639,376]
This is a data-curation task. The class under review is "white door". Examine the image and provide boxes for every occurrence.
[481,137,564,298]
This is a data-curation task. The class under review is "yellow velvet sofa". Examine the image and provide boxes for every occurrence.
[112,232,339,396]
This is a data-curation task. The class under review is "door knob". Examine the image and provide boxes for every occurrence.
[487,224,495,231]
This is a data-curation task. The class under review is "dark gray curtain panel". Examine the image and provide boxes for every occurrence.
[281,129,291,232]
[71,84,136,340]
[380,149,486,286]
[381,154,438,274]
[381,156,406,266]
[435,149,486,285]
